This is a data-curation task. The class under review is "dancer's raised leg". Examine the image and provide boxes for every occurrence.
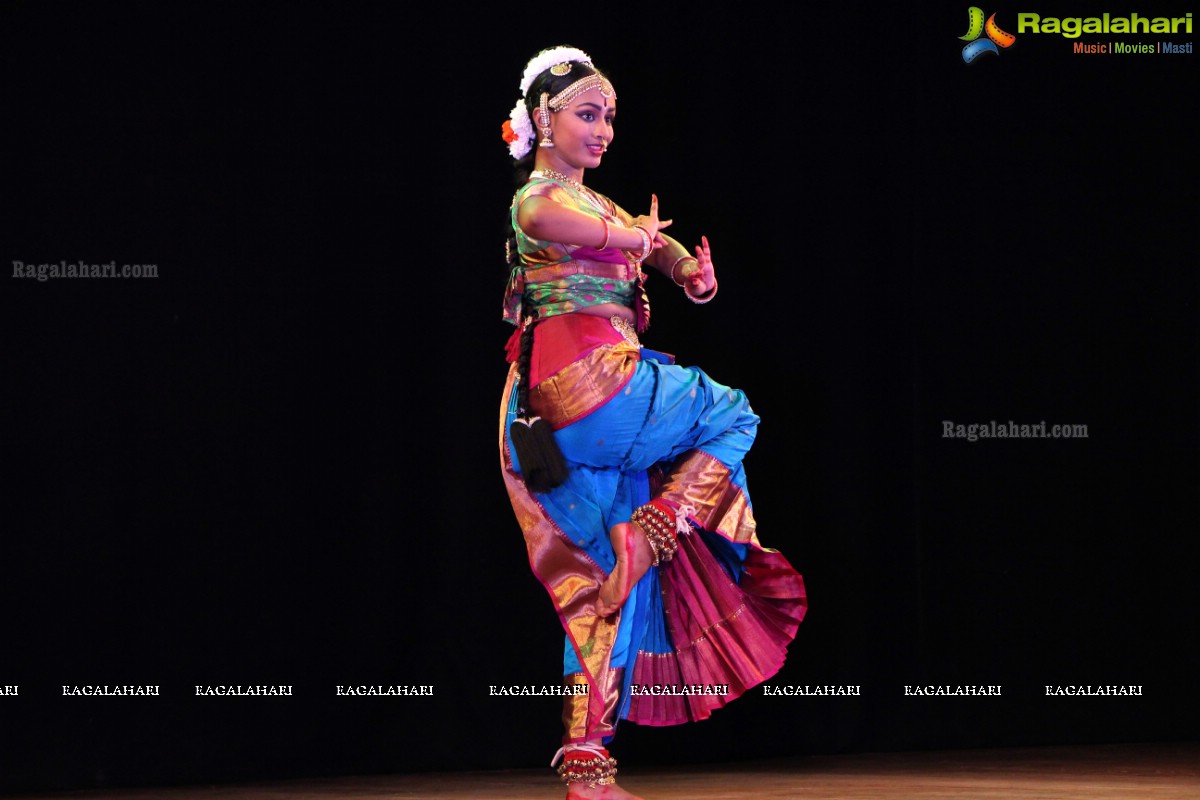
[596,522,655,617]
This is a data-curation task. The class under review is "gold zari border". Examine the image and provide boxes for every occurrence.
[657,451,761,546]
[529,341,640,429]
[499,364,625,742]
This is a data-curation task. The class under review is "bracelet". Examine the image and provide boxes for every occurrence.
[669,255,698,287]
[686,278,718,305]
[631,226,653,263]
[598,217,611,250]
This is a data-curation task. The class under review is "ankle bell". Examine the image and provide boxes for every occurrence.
[553,744,619,787]
[631,499,690,565]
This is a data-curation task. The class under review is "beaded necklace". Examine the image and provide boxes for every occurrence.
[530,169,609,216]
[530,168,583,190]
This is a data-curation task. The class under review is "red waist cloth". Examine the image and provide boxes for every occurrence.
[504,314,628,387]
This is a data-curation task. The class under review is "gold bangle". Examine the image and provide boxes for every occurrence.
[631,226,653,263]
[598,218,611,250]
[686,278,718,305]
[669,255,698,287]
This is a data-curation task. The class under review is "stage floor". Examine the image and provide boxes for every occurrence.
[10,742,1199,799]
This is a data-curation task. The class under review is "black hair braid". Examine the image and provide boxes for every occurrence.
[508,314,568,492]
[513,141,535,188]
[516,314,536,416]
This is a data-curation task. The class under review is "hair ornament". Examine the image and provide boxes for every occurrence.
[504,98,535,160]
[550,62,573,77]
[519,46,592,95]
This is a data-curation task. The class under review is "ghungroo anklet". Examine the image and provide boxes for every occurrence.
[552,744,618,787]
[631,499,692,565]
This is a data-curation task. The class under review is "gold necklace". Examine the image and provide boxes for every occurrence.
[530,168,584,190]
[530,169,607,215]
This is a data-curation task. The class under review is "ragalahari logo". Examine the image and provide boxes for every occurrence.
[960,7,1017,62]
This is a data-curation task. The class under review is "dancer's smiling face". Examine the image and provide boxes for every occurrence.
[543,86,616,172]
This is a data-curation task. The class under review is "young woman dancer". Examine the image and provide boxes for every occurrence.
[499,46,807,800]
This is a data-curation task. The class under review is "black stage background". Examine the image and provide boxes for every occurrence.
[4,1,1197,793]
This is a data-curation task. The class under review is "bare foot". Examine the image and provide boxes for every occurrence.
[596,522,655,617]
[567,781,644,800]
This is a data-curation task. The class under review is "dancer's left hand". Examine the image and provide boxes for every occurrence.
[682,235,716,297]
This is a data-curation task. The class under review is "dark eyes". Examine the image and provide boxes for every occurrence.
[578,112,616,124]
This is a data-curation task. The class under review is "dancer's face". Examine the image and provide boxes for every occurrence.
[545,86,616,171]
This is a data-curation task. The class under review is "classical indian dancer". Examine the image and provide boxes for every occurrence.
[498,46,807,800]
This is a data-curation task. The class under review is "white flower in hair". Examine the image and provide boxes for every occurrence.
[519,46,592,95]
[506,99,535,160]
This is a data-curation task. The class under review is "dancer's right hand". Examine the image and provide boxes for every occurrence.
[631,194,673,250]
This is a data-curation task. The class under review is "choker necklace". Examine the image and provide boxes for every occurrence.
[531,168,585,191]
[530,169,608,216]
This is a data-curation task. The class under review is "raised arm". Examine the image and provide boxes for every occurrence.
[518,194,672,255]
[608,197,716,301]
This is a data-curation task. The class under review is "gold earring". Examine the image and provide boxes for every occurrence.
[538,92,554,148]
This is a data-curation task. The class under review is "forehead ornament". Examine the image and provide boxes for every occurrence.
[547,74,616,111]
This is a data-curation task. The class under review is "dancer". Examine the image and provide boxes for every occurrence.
[499,46,807,800]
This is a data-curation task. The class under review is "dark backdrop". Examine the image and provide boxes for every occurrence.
[4,1,1197,793]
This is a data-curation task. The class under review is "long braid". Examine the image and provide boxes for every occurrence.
[507,127,567,493]
[508,145,533,420]
[516,314,535,416]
